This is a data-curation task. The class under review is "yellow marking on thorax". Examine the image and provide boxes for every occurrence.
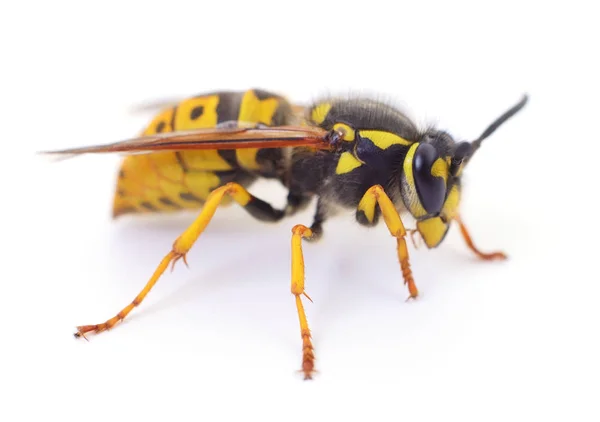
[310,103,332,125]
[333,123,355,141]
[336,151,363,175]
[235,90,281,171]
[360,130,412,149]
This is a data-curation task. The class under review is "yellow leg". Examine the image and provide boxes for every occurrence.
[290,224,316,380]
[455,215,507,261]
[74,182,268,339]
[358,185,418,299]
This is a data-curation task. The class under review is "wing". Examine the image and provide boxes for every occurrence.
[40,125,331,158]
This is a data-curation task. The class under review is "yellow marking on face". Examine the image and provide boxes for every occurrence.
[311,103,332,125]
[445,156,452,167]
[441,185,460,220]
[333,123,355,141]
[455,162,465,177]
[174,95,220,129]
[402,143,428,218]
[416,217,449,248]
[360,130,412,149]
[415,185,461,248]
[431,158,449,182]
[336,152,363,175]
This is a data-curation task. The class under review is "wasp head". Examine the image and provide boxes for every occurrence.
[399,130,466,248]
[400,94,528,248]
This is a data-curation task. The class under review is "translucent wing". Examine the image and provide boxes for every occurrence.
[40,125,331,158]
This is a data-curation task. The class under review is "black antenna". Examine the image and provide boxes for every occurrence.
[471,94,529,153]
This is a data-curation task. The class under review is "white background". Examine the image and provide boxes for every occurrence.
[2,0,599,421]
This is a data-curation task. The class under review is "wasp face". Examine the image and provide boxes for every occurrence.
[400,131,472,248]
[310,94,527,249]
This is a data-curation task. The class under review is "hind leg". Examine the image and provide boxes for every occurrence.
[74,182,286,338]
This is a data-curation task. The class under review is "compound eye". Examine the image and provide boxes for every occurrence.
[413,143,447,215]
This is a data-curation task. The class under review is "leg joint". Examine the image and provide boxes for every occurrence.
[368,184,384,197]
[292,224,312,238]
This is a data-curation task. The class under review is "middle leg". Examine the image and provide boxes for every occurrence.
[290,224,317,380]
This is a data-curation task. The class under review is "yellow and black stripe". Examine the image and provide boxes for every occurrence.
[113,89,292,219]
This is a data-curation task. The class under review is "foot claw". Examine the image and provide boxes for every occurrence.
[490,251,508,260]
[478,251,507,261]
[403,278,419,300]
[297,367,317,380]
[74,327,90,341]
[74,323,108,339]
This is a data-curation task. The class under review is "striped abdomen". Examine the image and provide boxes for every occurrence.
[113,89,293,217]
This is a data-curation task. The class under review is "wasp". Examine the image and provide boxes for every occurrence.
[44,89,528,379]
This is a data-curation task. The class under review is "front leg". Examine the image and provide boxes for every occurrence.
[357,185,418,299]
[455,215,507,261]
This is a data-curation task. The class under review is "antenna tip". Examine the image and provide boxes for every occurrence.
[518,93,529,107]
